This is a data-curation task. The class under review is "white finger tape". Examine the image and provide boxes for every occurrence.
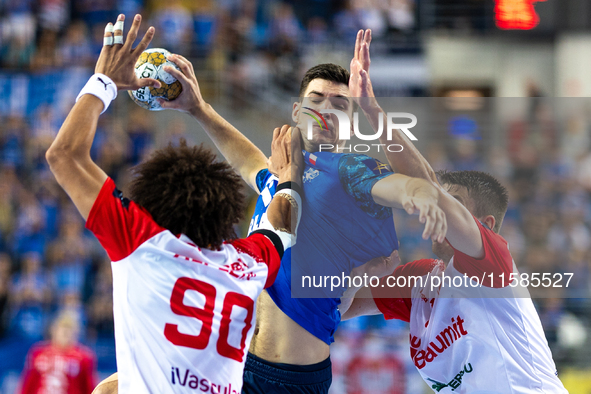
[105,23,114,33]
[103,36,113,46]
[114,20,124,32]
[76,73,118,114]
[114,35,124,44]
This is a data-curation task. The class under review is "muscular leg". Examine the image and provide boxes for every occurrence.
[92,373,118,394]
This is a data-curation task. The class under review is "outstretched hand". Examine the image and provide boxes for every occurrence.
[402,191,447,243]
[349,29,376,109]
[157,54,206,116]
[268,125,304,185]
[95,14,161,91]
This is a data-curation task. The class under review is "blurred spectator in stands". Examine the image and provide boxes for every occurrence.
[87,259,113,340]
[30,31,62,71]
[306,16,329,46]
[75,0,116,30]
[425,144,452,173]
[269,2,302,52]
[38,0,70,33]
[11,252,52,340]
[498,217,526,262]
[334,0,364,43]
[450,138,484,172]
[12,192,47,257]
[28,106,59,170]
[539,296,565,349]
[547,203,591,253]
[18,311,97,394]
[0,170,17,247]
[152,0,193,55]
[521,208,553,245]
[345,333,406,394]
[0,0,36,68]
[0,253,11,339]
[2,115,28,169]
[96,119,130,177]
[59,291,87,339]
[32,175,61,240]
[156,118,192,148]
[59,21,94,68]
[126,107,155,165]
[47,216,92,295]
[355,0,387,38]
[0,35,35,69]
[386,0,415,32]
[268,2,302,91]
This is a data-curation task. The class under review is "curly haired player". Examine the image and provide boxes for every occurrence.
[46,14,303,393]
[341,29,567,394]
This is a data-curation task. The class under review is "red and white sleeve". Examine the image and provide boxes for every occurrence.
[451,217,513,288]
[231,233,282,289]
[371,258,439,322]
[85,177,165,262]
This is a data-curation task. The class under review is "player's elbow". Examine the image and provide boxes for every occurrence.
[46,143,84,170]
[45,145,61,167]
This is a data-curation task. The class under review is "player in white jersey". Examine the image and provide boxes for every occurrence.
[45,14,303,394]
[341,29,567,393]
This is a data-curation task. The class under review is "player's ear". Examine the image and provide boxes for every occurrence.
[483,215,496,232]
[292,101,301,123]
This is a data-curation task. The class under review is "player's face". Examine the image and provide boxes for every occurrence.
[51,322,79,348]
[431,184,475,262]
[292,79,354,152]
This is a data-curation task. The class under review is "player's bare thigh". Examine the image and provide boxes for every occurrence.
[249,290,329,364]
[92,372,118,394]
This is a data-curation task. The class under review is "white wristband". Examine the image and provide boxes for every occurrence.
[76,73,118,114]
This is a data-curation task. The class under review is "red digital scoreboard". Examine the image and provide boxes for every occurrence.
[495,0,546,30]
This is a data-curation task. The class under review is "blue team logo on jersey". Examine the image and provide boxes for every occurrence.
[303,168,320,183]
[362,159,391,175]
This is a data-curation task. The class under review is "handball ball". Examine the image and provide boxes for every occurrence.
[128,48,182,111]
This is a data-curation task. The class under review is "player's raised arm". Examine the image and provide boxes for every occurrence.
[157,55,268,192]
[351,29,484,258]
[253,125,303,254]
[46,14,159,220]
[349,29,434,182]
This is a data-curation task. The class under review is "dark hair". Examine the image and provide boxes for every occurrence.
[128,140,245,249]
[299,63,350,96]
[436,170,509,233]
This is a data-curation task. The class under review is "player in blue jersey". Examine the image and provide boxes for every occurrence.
[144,43,446,392]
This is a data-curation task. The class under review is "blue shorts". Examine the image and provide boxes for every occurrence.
[242,352,332,394]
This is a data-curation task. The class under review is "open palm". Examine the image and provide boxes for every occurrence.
[349,29,374,100]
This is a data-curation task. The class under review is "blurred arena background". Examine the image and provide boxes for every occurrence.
[1,0,591,392]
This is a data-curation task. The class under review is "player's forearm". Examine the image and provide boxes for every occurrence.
[373,174,436,209]
[363,103,436,182]
[341,287,381,320]
[190,103,267,190]
[46,95,102,168]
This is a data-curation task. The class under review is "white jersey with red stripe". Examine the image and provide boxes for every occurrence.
[373,218,567,393]
[85,178,282,394]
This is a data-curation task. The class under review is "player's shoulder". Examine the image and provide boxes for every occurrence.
[227,234,270,264]
[338,154,392,177]
[476,218,510,252]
